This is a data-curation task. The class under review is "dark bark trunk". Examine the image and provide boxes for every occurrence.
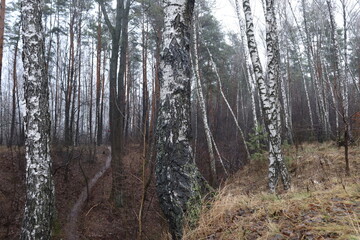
[96,7,102,145]
[75,10,82,145]
[142,7,149,147]
[65,6,76,146]
[97,0,130,207]
[9,40,19,147]
[0,0,5,144]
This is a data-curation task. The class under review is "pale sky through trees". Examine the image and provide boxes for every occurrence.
[212,0,360,66]
[213,0,360,34]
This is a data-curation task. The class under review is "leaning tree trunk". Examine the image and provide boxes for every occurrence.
[206,48,250,160]
[20,0,55,238]
[156,0,209,239]
[192,21,217,185]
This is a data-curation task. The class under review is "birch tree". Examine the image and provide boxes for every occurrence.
[192,20,217,185]
[235,0,259,135]
[242,0,290,192]
[156,0,208,238]
[21,0,55,238]
[206,47,250,159]
[327,0,350,176]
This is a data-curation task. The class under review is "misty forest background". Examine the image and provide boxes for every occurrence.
[0,0,360,239]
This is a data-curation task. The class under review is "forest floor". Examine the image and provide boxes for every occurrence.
[184,142,360,240]
[0,143,168,240]
[1,142,360,240]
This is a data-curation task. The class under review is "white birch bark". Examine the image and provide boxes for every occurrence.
[288,1,315,133]
[264,0,290,191]
[277,4,293,144]
[21,0,55,239]
[280,71,293,143]
[327,0,346,117]
[192,21,218,183]
[301,0,329,140]
[156,1,208,238]
[323,60,339,136]
[235,0,259,131]
[327,0,350,175]
[206,48,251,160]
[242,0,290,192]
[340,0,349,121]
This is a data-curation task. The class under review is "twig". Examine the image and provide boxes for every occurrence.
[85,203,100,216]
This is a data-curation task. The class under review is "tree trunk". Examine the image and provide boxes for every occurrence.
[327,0,350,176]
[264,0,290,191]
[235,0,259,134]
[192,21,217,185]
[21,0,55,238]
[9,40,19,147]
[98,45,107,145]
[89,41,94,144]
[141,4,149,146]
[97,0,130,207]
[207,47,251,160]
[0,0,5,144]
[301,0,328,140]
[243,0,290,192]
[96,6,102,145]
[65,5,76,146]
[53,6,60,141]
[75,9,82,145]
[156,1,209,239]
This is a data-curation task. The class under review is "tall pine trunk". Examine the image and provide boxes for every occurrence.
[9,40,18,147]
[0,0,5,145]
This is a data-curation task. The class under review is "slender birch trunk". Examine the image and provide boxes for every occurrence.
[264,0,290,191]
[192,21,217,184]
[327,0,350,176]
[288,1,315,134]
[301,0,329,140]
[21,0,55,238]
[280,71,293,143]
[243,0,290,192]
[206,48,250,160]
[341,0,350,133]
[235,0,259,132]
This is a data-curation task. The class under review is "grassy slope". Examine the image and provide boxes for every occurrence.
[184,142,360,240]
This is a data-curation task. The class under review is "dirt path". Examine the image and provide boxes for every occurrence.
[65,147,111,240]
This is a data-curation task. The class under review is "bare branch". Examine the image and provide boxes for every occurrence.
[95,0,115,37]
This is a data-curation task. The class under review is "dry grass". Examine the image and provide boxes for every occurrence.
[184,142,360,240]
